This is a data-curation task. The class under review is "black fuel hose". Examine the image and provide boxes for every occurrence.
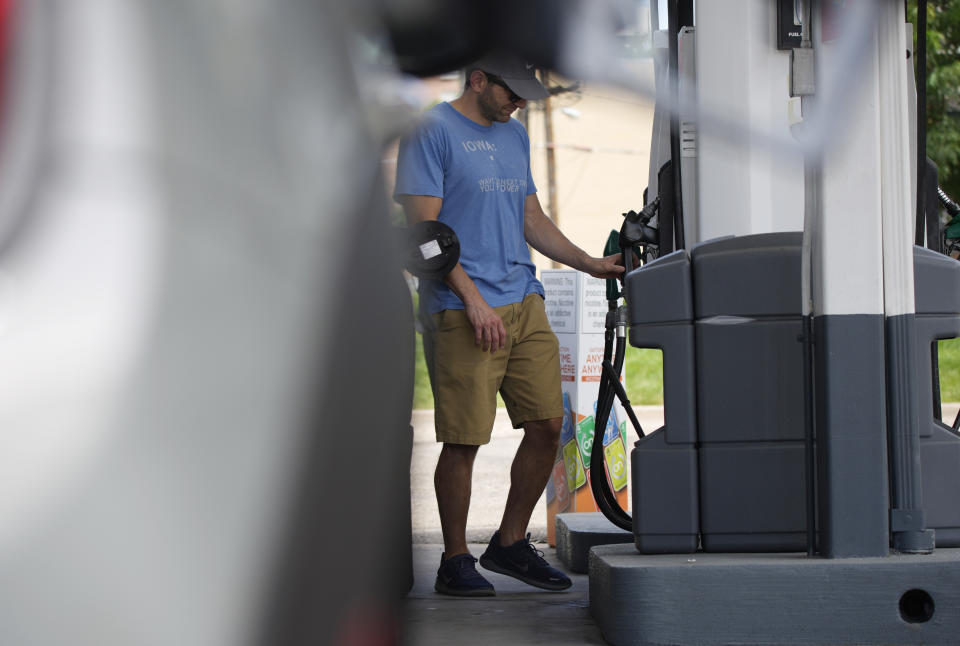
[590,324,631,531]
[589,305,645,532]
[589,221,651,532]
[599,360,645,434]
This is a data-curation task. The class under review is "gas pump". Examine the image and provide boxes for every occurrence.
[581,2,960,644]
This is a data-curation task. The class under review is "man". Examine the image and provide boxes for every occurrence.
[395,53,623,597]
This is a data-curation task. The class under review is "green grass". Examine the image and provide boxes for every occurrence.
[938,338,960,402]
[411,287,434,410]
[623,346,664,405]
[413,330,434,409]
[412,332,665,409]
[412,335,960,410]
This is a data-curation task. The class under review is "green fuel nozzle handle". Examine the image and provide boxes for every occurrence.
[604,229,621,302]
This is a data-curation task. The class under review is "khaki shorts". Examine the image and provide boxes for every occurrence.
[423,293,564,445]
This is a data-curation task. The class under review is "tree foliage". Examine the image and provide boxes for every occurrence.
[909,0,960,201]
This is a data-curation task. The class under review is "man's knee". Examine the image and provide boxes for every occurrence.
[439,442,480,465]
[523,417,562,449]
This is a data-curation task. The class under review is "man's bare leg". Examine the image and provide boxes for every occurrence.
[435,442,480,557]
[497,417,562,545]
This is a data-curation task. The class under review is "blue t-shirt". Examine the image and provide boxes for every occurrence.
[394,102,544,314]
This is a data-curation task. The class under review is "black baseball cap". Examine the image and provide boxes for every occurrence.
[471,53,549,101]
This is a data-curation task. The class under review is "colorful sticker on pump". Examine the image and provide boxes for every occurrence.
[575,415,594,469]
[597,399,620,446]
[603,437,628,491]
[562,439,586,492]
[551,459,571,511]
[614,404,628,445]
[560,392,576,445]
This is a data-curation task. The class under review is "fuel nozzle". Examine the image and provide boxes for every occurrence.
[940,187,960,258]
[619,197,660,273]
[939,187,960,218]
[621,198,660,247]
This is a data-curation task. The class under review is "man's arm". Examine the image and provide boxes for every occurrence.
[398,195,506,353]
[523,193,624,279]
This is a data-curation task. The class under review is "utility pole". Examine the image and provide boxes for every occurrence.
[541,70,560,268]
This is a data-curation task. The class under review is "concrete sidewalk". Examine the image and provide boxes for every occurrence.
[410,406,666,544]
[405,542,605,646]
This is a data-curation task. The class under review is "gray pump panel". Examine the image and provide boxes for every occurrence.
[694,233,807,552]
[915,247,960,547]
[624,233,960,554]
[627,250,700,554]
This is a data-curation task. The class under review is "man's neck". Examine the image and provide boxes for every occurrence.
[450,95,492,127]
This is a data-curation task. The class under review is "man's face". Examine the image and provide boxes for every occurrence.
[478,75,527,123]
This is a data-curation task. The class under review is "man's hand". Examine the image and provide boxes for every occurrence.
[465,300,507,353]
[585,253,626,280]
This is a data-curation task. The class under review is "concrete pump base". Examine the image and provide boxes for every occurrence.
[589,544,960,646]
[556,513,634,573]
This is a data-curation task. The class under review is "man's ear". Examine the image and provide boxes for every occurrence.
[467,69,486,93]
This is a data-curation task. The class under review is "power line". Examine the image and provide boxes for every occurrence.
[532,142,649,156]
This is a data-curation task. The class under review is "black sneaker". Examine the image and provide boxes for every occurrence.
[479,532,572,591]
[434,553,495,597]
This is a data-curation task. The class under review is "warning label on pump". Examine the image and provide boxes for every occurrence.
[542,269,607,334]
[542,272,577,333]
[581,279,608,334]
